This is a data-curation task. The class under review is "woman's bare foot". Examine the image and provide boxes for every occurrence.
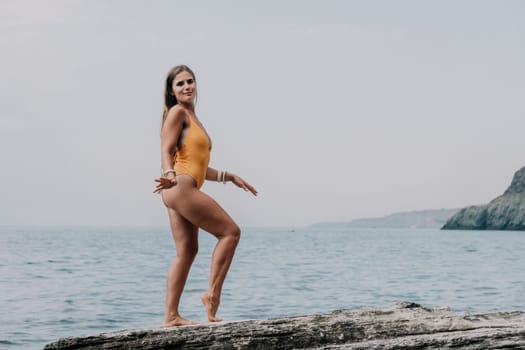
[201,292,223,322]
[163,315,199,327]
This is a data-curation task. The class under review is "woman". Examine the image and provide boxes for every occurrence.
[154,65,257,327]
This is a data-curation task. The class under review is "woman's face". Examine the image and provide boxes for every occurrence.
[172,71,196,104]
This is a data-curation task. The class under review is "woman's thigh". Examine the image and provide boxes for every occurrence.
[162,175,237,238]
[167,207,198,257]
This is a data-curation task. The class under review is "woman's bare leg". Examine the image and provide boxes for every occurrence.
[163,207,199,327]
[200,222,240,322]
[163,175,241,322]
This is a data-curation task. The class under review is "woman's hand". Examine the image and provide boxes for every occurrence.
[153,176,177,193]
[230,173,258,196]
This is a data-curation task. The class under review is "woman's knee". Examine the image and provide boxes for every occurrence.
[225,223,241,243]
[177,241,199,262]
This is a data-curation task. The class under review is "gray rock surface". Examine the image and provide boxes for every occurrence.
[44,302,525,350]
[442,166,525,230]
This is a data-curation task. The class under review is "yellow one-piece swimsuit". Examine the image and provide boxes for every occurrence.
[173,117,211,189]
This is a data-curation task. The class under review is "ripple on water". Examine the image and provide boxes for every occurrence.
[0,340,17,346]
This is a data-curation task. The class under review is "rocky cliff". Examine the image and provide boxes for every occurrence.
[442,166,525,230]
[44,302,525,350]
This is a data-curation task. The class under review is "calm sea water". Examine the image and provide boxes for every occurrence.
[1,226,524,349]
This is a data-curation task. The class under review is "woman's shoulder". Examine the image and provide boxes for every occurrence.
[166,105,189,124]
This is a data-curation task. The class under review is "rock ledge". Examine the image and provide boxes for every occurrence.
[442,166,525,230]
[44,302,525,349]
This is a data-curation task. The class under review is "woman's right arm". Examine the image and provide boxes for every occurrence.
[154,107,186,193]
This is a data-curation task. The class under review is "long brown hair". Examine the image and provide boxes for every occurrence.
[161,65,196,129]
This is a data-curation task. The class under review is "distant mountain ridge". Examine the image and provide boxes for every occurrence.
[311,208,460,229]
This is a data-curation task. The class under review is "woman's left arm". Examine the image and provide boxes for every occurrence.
[206,167,258,196]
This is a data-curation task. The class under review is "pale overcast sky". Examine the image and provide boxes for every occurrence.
[1,1,524,227]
